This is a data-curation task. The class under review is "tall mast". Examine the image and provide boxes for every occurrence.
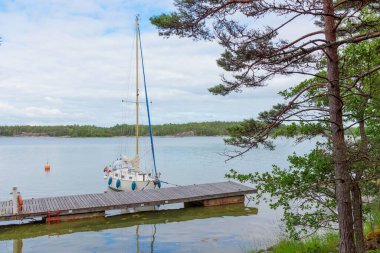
[135,16,139,159]
[138,19,158,178]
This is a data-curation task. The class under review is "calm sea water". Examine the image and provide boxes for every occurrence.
[0,136,316,253]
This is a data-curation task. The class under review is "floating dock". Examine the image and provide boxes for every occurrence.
[0,181,256,222]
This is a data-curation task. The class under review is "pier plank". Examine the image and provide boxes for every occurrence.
[28,199,35,213]
[45,198,54,212]
[68,196,81,210]
[88,194,101,207]
[50,197,60,210]
[72,195,86,209]
[64,196,76,210]
[56,197,68,210]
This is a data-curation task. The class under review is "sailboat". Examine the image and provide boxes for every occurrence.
[104,16,161,191]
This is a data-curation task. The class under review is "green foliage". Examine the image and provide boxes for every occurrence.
[227,145,337,239]
[258,104,287,123]
[150,13,182,37]
[208,84,230,96]
[225,119,275,150]
[364,200,380,234]
[150,3,214,40]
[272,123,326,140]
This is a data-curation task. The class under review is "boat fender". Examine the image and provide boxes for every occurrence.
[108,177,112,186]
[116,179,121,189]
[103,166,108,172]
[131,181,136,191]
[154,180,161,189]
[17,194,23,211]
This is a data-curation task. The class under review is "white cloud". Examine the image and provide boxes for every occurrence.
[0,0,316,126]
[0,102,15,110]
[24,106,63,117]
[0,101,65,120]
[44,96,63,104]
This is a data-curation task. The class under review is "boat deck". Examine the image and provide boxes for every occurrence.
[0,181,256,221]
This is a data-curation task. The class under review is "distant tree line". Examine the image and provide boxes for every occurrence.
[0,121,245,137]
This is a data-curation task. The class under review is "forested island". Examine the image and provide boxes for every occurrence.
[0,121,240,137]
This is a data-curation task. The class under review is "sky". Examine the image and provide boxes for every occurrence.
[0,0,317,126]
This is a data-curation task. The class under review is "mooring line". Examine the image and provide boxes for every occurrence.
[160,180,182,187]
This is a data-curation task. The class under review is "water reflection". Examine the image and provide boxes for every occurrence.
[1,204,257,241]
[10,224,158,253]
[13,239,22,253]
[3,205,258,253]
[135,224,157,253]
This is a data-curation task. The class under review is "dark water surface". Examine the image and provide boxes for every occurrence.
[0,137,316,252]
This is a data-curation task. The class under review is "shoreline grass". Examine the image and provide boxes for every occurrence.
[249,233,339,253]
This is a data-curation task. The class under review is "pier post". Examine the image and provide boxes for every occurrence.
[12,187,18,215]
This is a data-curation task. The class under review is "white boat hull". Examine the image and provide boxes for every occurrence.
[107,176,156,191]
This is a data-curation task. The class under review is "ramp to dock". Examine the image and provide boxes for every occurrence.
[0,181,256,221]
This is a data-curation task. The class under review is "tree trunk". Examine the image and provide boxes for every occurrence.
[352,181,365,253]
[323,1,356,252]
[352,118,369,253]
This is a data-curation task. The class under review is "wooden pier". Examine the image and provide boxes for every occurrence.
[0,181,256,222]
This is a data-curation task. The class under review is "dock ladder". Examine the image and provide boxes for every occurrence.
[47,210,60,224]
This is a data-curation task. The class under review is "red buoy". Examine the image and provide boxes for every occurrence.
[44,162,51,172]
